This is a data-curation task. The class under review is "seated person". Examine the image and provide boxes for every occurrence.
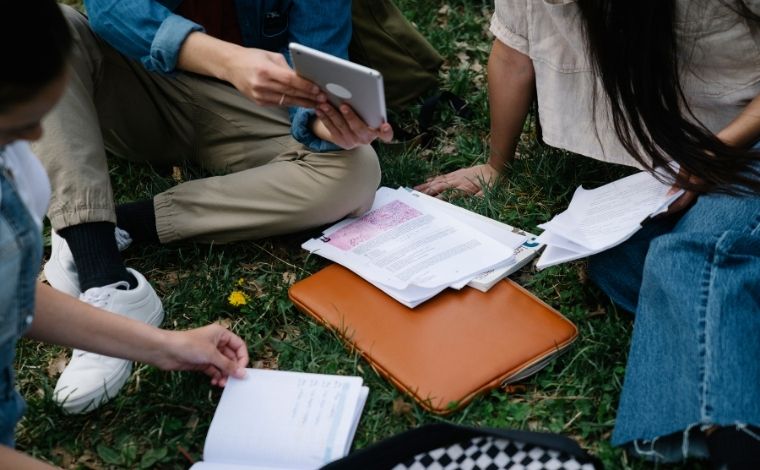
[35,1,392,413]
[0,2,248,466]
[417,0,760,467]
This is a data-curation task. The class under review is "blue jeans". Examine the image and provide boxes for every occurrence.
[0,166,43,447]
[588,185,760,460]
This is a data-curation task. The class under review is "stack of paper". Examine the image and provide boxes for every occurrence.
[535,169,684,269]
[405,189,543,292]
[303,187,536,307]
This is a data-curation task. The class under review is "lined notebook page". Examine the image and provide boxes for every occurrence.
[199,369,364,469]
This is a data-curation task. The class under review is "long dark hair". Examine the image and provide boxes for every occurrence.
[0,0,72,111]
[577,0,760,193]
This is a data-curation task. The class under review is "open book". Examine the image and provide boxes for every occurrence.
[302,187,540,307]
[190,369,369,470]
[536,169,683,269]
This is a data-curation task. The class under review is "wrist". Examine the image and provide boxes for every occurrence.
[310,117,328,141]
[140,327,176,369]
[485,158,507,174]
[216,43,247,84]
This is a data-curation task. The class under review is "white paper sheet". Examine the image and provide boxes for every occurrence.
[199,370,366,470]
[536,169,684,269]
[303,187,515,290]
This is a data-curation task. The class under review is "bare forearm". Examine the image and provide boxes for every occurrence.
[717,94,760,148]
[0,446,56,470]
[176,31,242,82]
[26,284,169,365]
[487,40,535,171]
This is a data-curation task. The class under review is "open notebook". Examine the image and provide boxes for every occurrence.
[190,369,369,470]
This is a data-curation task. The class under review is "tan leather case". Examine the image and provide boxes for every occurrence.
[288,264,578,414]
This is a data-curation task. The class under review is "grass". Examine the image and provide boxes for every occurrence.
[15,1,703,469]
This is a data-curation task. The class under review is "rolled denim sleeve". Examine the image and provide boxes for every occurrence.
[83,0,203,74]
[286,0,353,151]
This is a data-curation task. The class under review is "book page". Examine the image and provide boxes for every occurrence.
[202,369,365,469]
[538,171,681,251]
[405,188,528,248]
[303,187,515,290]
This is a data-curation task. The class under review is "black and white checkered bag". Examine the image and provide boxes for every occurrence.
[321,424,603,470]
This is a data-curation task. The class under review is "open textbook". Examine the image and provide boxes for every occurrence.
[190,369,368,470]
[302,187,541,307]
[536,169,684,269]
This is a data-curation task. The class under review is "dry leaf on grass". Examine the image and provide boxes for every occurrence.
[76,450,105,470]
[172,166,184,183]
[47,352,69,378]
[51,447,75,468]
[391,397,414,416]
[587,306,607,318]
[282,271,297,286]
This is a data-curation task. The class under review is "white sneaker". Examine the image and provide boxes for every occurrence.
[53,268,164,414]
[44,227,133,297]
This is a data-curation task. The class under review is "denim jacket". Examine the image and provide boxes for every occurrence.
[83,0,352,151]
[0,154,43,446]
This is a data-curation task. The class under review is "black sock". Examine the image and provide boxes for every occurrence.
[707,426,760,469]
[115,199,160,245]
[58,221,137,291]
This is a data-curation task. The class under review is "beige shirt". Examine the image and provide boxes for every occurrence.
[491,0,760,168]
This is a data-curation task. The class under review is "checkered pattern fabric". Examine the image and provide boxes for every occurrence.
[392,436,597,470]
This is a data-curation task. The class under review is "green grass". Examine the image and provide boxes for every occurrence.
[15,1,703,468]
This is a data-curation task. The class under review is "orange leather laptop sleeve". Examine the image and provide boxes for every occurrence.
[288,264,578,414]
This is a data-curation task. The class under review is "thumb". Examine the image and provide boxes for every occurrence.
[210,348,245,379]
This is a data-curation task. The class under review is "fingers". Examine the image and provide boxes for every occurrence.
[378,122,394,143]
[316,103,353,143]
[216,329,249,378]
[264,53,321,99]
[197,325,249,387]
[664,190,698,215]
[259,91,320,108]
[235,51,324,107]
[415,165,500,197]
[315,103,392,149]
[414,176,451,196]
[339,105,375,143]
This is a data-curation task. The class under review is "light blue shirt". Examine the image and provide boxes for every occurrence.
[83,0,352,151]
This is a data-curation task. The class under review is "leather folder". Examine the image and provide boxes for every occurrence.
[288,264,578,414]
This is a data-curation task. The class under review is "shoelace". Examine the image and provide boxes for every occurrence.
[73,282,130,360]
[79,281,131,308]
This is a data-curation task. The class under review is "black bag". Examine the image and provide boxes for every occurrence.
[321,423,604,470]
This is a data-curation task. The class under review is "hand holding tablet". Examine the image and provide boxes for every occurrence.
[290,43,393,148]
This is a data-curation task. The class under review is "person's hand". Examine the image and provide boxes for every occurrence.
[156,324,249,387]
[665,187,698,215]
[664,167,703,215]
[414,163,502,197]
[312,103,393,149]
[224,48,325,108]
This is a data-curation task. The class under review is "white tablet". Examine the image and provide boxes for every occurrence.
[289,42,387,129]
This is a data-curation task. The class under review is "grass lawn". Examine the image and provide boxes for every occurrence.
[16,1,703,468]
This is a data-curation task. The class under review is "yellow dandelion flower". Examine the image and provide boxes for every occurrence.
[228,290,249,307]
[236,277,246,286]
